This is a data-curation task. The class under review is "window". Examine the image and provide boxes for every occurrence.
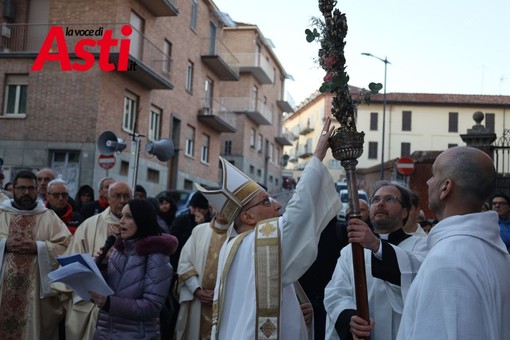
[250,165,254,174]
[257,169,262,177]
[204,78,213,109]
[149,105,162,141]
[402,111,412,131]
[368,141,378,159]
[3,74,28,116]
[129,11,144,60]
[401,142,411,157]
[252,86,258,110]
[185,125,195,157]
[486,113,495,133]
[201,133,210,163]
[257,134,263,153]
[448,112,458,133]
[269,143,274,163]
[147,168,160,183]
[163,40,172,74]
[185,61,194,93]
[370,112,378,131]
[190,0,198,30]
[120,160,129,176]
[250,128,256,149]
[448,143,458,149]
[224,140,232,155]
[123,91,138,133]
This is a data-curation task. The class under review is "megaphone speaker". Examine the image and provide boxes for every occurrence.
[97,131,127,156]
[145,139,175,161]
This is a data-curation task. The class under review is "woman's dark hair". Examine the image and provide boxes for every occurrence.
[74,185,95,210]
[127,198,161,239]
[156,191,178,223]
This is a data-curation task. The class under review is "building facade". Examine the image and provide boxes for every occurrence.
[284,90,510,190]
[0,0,293,196]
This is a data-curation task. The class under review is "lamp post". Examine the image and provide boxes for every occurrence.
[362,53,390,180]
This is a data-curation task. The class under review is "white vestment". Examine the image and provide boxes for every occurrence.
[63,207,120,340]
[212,156,341,340]
[324,231,426,340]
[397,211,510,340]
[175,220,228,340]
[0,200,71,340]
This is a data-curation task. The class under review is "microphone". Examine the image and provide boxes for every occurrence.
[95,235,116,265]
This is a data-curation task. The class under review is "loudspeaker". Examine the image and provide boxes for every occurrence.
[97,131,127,156]
[145,139,174,161]
[282,154,290,167]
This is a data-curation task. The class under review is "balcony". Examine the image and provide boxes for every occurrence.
[197,98,236,133]
[233,52,275,84]
[277,92,294,113]
[298,139,313,158]
[0,23,173,90]
[274,132,293,146]
[201,38,239,81]
[299,122,315,135]
[139,0,179,17]
[219,97,272,125]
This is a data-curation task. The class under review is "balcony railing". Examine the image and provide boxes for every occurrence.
[201,38,239,81]
[233,52,275,84]
[274,132,293,146]
[298,139,314,158]
[277,91,295,113]
[299,122,315,135]
[219,97,273,125]
[197,97,236,133]
[0,23,173,89]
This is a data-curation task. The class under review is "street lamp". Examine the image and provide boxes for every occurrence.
[361,52,391,180]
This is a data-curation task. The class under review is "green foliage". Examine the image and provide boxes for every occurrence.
[305,28,320,43]
[368,82,383,94]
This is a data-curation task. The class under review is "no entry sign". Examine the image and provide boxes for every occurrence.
[396,157,415,176]
[98,154,116,170]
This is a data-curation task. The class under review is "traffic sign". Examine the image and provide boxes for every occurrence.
[396,157,415,176]
[98,154,116,170]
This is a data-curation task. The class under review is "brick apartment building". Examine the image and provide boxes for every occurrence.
[0,0,293,196]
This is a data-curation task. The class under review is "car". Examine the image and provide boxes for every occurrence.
[157,189,196,217]
[337,189,369,222]
[335,181,348,193]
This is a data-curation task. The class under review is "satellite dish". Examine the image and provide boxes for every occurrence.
[97,131,126,156]
[145,139,175,161]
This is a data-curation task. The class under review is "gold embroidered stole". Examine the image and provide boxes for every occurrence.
[200,224,228,339]
[254,218,281,340]
[0,214,37,340]
[212,230,251,335]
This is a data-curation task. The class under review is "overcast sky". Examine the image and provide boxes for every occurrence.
[213,0,510,106]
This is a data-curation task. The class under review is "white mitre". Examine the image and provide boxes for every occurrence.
[196,157,264,225]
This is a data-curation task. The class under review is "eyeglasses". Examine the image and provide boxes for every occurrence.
[14,186,37,193]
[110,193,132,200]
[492,201,508,206]
[243,196,276,212]
[48,192,69,198]
[370,195,402,205]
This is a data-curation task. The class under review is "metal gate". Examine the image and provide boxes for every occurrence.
[492,129,510,194]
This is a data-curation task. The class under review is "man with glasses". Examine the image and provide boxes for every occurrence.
[491,193,510,251]
[198,117,341,340]
[324,181,427,340]
[62,181,132,340]
[0,170,72,339]
[46,179,84,235]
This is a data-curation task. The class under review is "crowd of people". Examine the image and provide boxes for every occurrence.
[0,117,510,339]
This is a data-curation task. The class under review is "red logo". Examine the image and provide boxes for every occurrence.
[31,25,136,72]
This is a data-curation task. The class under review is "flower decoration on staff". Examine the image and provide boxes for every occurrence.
[305,0,382,131]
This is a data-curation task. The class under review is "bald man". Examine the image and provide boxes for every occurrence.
[397,147,510,339]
